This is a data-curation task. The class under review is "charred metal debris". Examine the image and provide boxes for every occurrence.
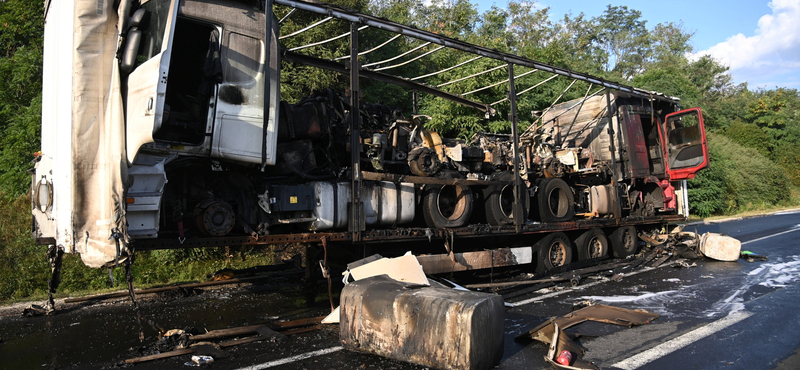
[463,229,745,302]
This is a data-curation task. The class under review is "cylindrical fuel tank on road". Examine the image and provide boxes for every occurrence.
[340,275,505,370]
[309,181,414,230]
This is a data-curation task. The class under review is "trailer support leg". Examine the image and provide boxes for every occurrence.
[348,22,365,240]
[321,237,335,312]
[44,245,64,313]
[507,63,524,233]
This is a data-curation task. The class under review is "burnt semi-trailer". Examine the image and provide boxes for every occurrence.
[31,0,708,275]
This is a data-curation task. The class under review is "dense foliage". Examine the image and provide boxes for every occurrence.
[0,0,42,197]
[0,0,799,300]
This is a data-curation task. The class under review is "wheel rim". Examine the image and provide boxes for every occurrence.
[437,185,467,221]
[547,241,567,266]
[622,229,636,252]
[499,184,514,218]
[547,186,569,218]
[587,237,605,258]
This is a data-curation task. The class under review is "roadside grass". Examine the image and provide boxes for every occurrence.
[1,194,278,305]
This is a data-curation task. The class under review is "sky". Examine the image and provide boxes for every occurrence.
[473,0,800,90]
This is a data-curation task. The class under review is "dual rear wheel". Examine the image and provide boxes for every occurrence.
[536,226,638,272]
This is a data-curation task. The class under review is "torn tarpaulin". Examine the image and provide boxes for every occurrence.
[516,304,659,369]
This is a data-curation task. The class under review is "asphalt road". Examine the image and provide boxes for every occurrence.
[1,211,799,369]
[499,211,800,370]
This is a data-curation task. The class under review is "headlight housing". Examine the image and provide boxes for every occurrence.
[35,178,53,213]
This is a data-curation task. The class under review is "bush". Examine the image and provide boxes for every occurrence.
[689,132,794,217]
[721,120,772,158]
[0,195,49,300]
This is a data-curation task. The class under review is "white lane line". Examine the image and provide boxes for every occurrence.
[612,311,753,370]
[742,226,800,245]
[508,261,681,307]
[235,346,344,370]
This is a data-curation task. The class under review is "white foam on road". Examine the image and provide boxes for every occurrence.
[235,346,344,370]
[612,311,753,370]
[751,257,800,288]
[508,261,682,307]
[704,255,800,317]
[576,287,702,318]
[579,290,679,303]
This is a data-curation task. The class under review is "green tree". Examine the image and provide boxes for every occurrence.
[592,5,651,80]
[0,0,44,197]
[746,89,789,138]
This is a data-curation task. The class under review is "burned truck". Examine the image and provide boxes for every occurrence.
[32,0,708,274]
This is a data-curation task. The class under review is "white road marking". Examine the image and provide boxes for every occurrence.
[742,225,800,245]
[235,346,344,370]
[508,261,681,307]
[612,311,753,370]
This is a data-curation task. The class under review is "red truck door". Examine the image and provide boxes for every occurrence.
[659,108,709,180]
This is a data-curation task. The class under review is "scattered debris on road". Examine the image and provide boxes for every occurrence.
[123,315,324,365]
[741,250,768,262]
[466,230,741,301]
[185,354,214,366]
[21,304,49,317]
[516,304,659,369]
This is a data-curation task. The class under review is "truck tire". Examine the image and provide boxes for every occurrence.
[575,228,609,260]
[610,226,639,258]
[536,232,573,272]
[422,183,474,229]
[537,178,574,222]
[484,171,529,226]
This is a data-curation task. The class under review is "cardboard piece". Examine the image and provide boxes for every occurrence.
[324,253,429,324]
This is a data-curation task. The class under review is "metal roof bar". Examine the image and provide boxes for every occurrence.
[410,56,482,81]
[272,0,679,104]
[289,25,368,52]
[490,74,558,105]
[279,8,296,24]
[334,33,402,61]
[560,86,604,142]
[437,64,506,88]
[555,86,604,122]
[463,69,538,96]
[529,79,578,130]
[548,85,604,125]
[362,42,431,68]
[373,45,445,71]
[278,16,333,40]
[284,51,493,114]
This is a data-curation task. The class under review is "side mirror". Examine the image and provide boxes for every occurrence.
[120,9,149,75]
[120,29,142,75]
[129,8,148,28]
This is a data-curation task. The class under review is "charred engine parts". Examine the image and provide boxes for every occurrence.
[151,90,695,239]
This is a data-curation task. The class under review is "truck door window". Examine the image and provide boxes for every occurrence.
[666,113,703,169]
[219,32,264,109]
[136,0,172,64]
